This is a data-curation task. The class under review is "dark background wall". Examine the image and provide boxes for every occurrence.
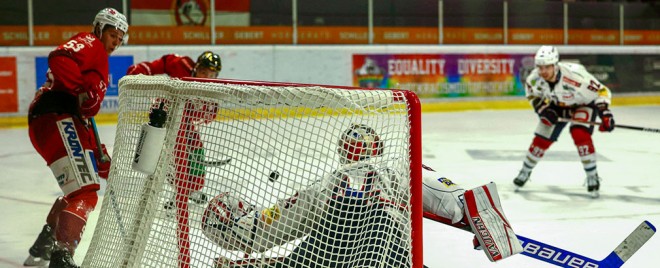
[0,0,126,25]
[249,0,659,30]
[0,0,657,30]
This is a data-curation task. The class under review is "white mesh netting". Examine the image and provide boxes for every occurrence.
[83,75,422,268]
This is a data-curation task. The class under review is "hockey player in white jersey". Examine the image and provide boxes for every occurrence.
[202,124,522,267]
[513,45,615,197]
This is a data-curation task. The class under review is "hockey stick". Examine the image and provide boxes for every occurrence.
[558,118,660,134]
[203,158,232,167]
[424,212,656,267]
[89,117,128,239]
[89,117,110,163]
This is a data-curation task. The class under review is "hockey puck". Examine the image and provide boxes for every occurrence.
[269,171,280,182]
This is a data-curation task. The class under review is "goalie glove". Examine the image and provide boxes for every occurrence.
[596,103,615,132]
[202,192,257,253]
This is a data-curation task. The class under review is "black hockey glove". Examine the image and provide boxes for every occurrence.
[532,99,559,126]
[596,103,615,132]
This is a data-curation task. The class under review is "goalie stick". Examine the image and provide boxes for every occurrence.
[558,118,660,134]
[424,212,656,268]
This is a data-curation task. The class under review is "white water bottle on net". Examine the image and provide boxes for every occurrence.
[83,75,423,268]
[132,101,168,175]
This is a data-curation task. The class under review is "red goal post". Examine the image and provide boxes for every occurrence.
[83,75,423,268]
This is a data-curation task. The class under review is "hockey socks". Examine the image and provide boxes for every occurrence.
[464,182,522,262]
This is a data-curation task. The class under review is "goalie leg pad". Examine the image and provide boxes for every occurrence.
[464,182,522,262]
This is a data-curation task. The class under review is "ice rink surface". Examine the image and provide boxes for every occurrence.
[1,106,659,268]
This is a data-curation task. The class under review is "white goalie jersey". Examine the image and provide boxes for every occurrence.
[201,160,407,256]
[525,62,611,107]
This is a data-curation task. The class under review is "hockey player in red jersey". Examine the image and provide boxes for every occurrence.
[127,51,221,267]
[126,50,221,79]
[513,45,614,198]
[24,7,128,268]
[202,124,522,267]
[127,51,222,204]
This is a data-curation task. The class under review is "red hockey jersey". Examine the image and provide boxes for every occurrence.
[126,54,195,78]
[30,32,109,118]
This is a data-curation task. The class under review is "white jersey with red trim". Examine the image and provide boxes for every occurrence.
[525,62,611,108]
[202,160,405,254]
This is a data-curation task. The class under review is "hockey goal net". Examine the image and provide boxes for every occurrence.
[83,75,422,268]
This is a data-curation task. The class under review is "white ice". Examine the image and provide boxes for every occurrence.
[1,106,658,268]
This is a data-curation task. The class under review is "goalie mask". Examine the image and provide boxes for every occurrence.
[193,51,222,78]
[338,124,383,164]
[93,8,129,43]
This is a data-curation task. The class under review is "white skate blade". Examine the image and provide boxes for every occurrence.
[24,255,49,266]
[590,191,600,199]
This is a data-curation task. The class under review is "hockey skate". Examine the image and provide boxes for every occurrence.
[49,248,79,268]
[24,224,55,266]
[586,173,601,198]
[513,170,531,191]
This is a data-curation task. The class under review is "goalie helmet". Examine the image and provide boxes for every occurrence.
[193,51,222,77]
[93,8,129,35]
[534,45,559,66]
[338,124,383,164]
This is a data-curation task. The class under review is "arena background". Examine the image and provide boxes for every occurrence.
[0,1,659,267]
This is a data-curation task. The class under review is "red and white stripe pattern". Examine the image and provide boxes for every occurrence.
[464,182,522,262]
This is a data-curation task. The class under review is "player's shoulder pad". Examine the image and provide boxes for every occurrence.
[55,32,105,58]
[558,62,592,83]
[525,68,540,83]
[524,69,542,91]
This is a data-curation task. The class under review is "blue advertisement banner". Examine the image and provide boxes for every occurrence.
[35,55,134,112]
